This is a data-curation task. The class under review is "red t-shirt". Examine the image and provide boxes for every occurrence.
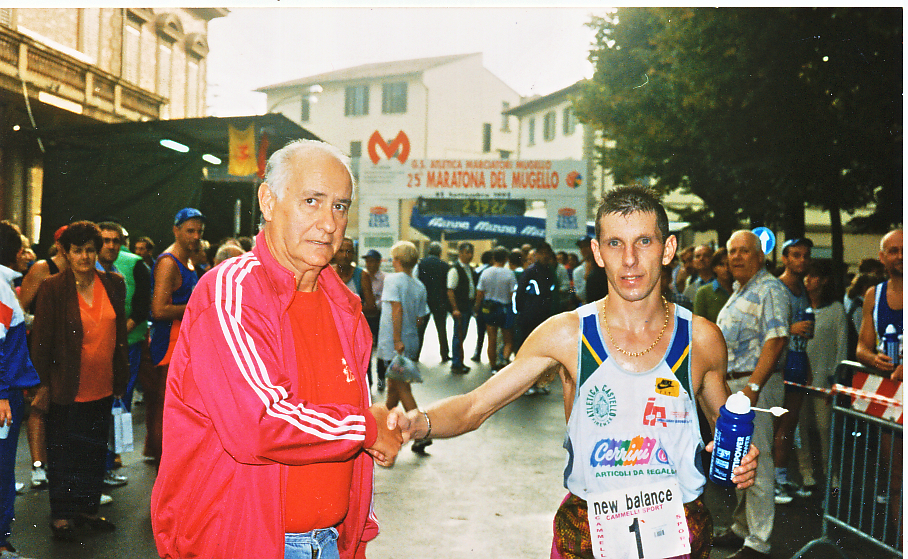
[284,289,362,533]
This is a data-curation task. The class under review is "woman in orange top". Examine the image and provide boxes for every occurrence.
[31,221,128,541]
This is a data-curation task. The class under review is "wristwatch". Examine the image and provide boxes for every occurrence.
[747,382,761,393]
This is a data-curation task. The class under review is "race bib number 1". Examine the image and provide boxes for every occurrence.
[587,480,690,559]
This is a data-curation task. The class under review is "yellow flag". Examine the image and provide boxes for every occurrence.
[228,125,257,176]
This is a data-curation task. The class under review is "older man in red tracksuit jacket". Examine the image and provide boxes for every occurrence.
[151,140,402,559]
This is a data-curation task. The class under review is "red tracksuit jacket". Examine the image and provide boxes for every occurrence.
[151,231,379,558]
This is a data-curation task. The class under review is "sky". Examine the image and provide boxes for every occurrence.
[205,6,606,117]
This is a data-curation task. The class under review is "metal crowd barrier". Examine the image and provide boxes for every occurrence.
[791,360,903,559]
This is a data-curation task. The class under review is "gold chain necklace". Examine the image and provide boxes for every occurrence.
[602,295,670,357]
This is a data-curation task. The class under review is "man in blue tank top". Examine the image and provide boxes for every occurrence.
[146,208,204,467]
[854,229,903,543]
[857,229,903,381]
[389,186,759,559]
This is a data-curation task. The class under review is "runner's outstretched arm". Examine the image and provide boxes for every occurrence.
[388,313,574,440]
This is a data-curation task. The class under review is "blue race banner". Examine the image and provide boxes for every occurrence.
[409,206,545,240]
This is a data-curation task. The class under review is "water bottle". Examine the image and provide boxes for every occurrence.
[883,324,901,366]
[709,392,755,488]
[802,307,815,339]
[785,308,813,381]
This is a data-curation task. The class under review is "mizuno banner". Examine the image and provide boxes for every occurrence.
[409,206,545,239]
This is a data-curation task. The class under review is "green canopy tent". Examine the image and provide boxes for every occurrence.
[35,113,319,257]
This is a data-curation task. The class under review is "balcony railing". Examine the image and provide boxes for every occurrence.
[0,26,166,122]
[26,42,86,92]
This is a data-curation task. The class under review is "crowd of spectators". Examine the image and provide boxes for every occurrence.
[0,190,899,558]
[1,212,254,550]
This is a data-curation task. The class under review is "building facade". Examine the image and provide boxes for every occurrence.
[0,7,226,242]
[257,53,522,240]
[503,80,610,227]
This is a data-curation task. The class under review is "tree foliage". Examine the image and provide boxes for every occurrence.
[575,8,902,246]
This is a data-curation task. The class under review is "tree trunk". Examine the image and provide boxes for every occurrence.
[829,200,846,298]
[784,191,806,241]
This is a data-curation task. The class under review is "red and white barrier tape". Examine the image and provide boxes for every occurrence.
[783,380,903,408]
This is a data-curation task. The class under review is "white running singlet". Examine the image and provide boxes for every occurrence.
[563,302,706,504]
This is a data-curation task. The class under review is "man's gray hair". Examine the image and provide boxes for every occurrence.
[263,139,356,200]
[214,244,244,265]
[727,230,764,257]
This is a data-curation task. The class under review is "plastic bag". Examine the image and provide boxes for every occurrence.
[387,354,423,383]
[110,398,134,454]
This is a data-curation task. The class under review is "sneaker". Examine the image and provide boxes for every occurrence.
[795,485,816,498]
[30,463,47,489]
[133,390,144,405]
[524,387,538,396]
[377,379,385,391]
[774,481,794,504]
[451,364,470,374]
[99,494,113,506]
[103,471,128,487]
[14,482,24,494]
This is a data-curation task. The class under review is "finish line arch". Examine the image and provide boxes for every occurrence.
[357,156,587,263]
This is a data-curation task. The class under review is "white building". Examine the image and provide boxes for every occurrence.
[504,80,610,230]
[258,52,521,169]
[257,53,522,241]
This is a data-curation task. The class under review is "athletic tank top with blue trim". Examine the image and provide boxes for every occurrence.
[563,302,706,503]
[150,253,198,365]
[873,280,903,350]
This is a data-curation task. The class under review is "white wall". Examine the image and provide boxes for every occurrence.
[515,99,584,160]
[422,53,520,158]
[267,55,520,161]
[270,78,429,159]
[266,54,522,241]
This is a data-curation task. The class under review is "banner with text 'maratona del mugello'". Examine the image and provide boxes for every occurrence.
[357,130,587,264]
[360,157,586,201]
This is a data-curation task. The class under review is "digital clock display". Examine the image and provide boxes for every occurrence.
[418,198,526,217]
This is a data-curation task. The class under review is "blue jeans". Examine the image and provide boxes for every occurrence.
[473,307,486,356]
[0,391,23,547]
[123,341,143,411]
[451,310,472,367]
[284,528,340,559]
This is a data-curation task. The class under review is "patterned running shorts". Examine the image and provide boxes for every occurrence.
[551,492,713,559]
